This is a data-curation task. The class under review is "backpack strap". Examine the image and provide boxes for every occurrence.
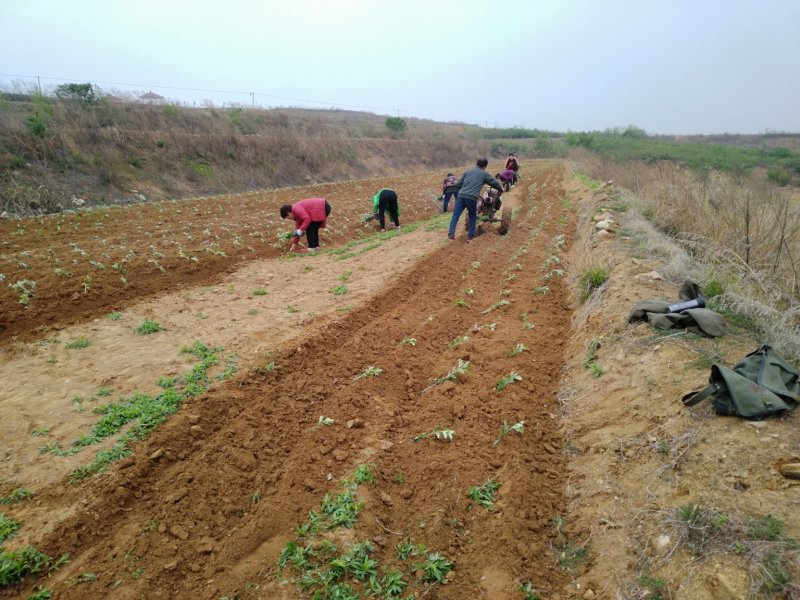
[681,384,717,407]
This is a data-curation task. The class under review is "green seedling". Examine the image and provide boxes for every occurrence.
[447,335,468,349]
[107,311,122,320]
[0,488,34,505]
[30,426,50,437]
[520,582,542,600]
[331,284,348,295]
[352,464,375,485]
[508,343,527,357]
[396,539,427,561]
[134,319,161,334]
[481,299,511,314]
[495,420,525,445]
[65,337,89,349]
[413,552,454,583]
[468,480,501,510]
[400,337,417,346]
[252,288,268,296]
[472,261,481,269]
[317,416,334,426]
[452,298,469,308]
[10,279,36,305]
[66,572,98,586]
[423,359,471,392]
[414,427,455,442]
[285,305,300,313]
[0,513,22,543]
[533,286,550,295]
[495,371,522,391]
[0,546,62,586]
[353,365,382,380]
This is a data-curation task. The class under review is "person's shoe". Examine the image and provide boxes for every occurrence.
[447,236,455,241]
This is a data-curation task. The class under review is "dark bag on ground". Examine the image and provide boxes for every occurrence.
[682,344,800,419]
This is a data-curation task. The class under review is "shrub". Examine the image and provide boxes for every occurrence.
[766,169,790,186]
[385,117,407,135]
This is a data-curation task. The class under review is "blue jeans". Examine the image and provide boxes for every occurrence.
[442,190,457,212]
[447,195,478,240]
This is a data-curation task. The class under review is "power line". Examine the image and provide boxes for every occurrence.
[0,72,474,125]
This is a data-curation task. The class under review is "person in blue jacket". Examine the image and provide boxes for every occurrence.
[447,158,504,242]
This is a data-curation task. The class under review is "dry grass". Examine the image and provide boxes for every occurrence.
[577,157,800,363]
[0,94,482,214]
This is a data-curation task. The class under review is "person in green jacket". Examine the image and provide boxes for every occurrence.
[372,188,400,232]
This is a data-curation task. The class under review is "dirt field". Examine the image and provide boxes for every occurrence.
[1,161,798,600]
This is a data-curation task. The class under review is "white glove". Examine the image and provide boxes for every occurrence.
[295,229,304,238]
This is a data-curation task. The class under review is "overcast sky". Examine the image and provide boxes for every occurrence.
[1,0,798,135]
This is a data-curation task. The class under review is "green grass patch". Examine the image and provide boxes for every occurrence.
[577,265,610,303]
[67,341,221,483]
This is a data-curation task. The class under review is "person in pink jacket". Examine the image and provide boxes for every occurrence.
[279,198,332,253]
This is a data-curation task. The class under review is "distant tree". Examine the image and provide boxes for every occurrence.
[54,83,98,104]
[385,117,407,135]
[565,131,594,148]
[621,125,647,139]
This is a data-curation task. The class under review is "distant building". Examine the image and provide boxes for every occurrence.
[139,90,164,103]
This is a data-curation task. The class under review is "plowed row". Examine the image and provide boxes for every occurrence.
[2,162,579,599]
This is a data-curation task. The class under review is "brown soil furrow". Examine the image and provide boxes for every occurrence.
[2,162,579,600]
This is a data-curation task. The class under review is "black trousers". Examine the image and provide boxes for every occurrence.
[306,201,332,248]
[378,189,399,230]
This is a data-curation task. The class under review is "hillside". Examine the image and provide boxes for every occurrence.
[0,97,483,214]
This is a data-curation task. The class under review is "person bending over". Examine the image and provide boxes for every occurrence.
[280,197,332,252]
[372,188,400,232]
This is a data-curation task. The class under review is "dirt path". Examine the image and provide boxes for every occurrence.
[1,162,579,599]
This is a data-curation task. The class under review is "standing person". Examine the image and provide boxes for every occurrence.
[372,188,400,232]
[280,197,331,253]
[447,158,504,243]
[505,152,519,172]
[441,172,459,212]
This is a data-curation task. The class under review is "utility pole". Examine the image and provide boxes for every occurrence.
[250,92,254,108]
[37,75,41,94]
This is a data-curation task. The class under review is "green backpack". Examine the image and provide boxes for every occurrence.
[682,344,799,420]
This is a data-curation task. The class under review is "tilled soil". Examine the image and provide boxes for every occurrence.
[1,162,579,599]
[7,161,795,600]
